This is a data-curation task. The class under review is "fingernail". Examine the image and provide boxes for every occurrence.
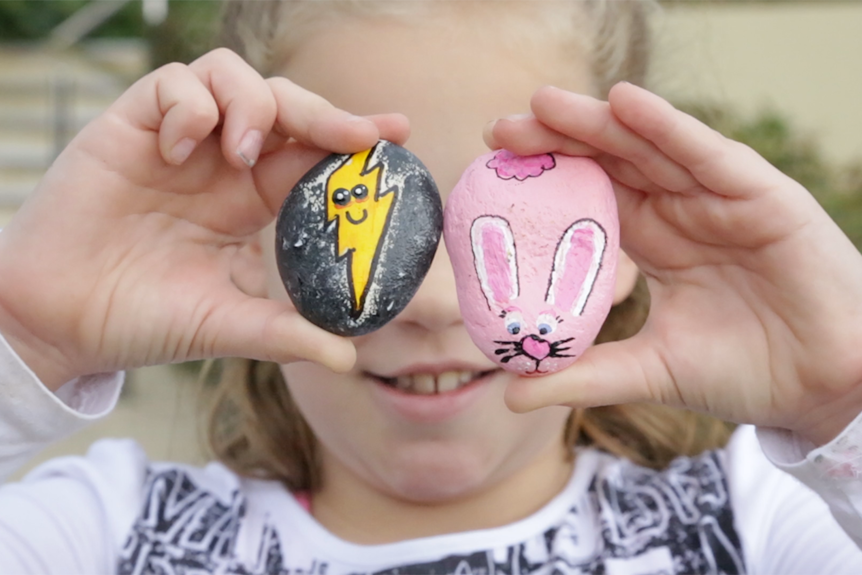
[170,138,197,165]
[237,130,264,168]
[345,114,373,124]
[502,113,533,122]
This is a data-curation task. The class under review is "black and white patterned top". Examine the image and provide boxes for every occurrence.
[3,331,862,574]
[116,448,745,575]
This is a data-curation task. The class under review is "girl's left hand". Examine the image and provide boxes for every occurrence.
[486,83,862,446]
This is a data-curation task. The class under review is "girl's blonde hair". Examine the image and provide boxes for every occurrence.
[207,0,733,493]
[218,0,652,96]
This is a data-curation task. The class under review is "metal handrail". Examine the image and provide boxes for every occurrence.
[43,1,158,158]
[47,0,135,51]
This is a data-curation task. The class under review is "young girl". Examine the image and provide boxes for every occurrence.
[1,1,861,572]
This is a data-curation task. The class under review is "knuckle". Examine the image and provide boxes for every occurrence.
[266,77,300,108]
[250,82,278,114]
[266,75,293,93]
[190,48,256,81]
[210,46,237,59]
[203,46,243,66]
[260,312,287,361]
[587,110,613,138]
[185,97,220,126]
[260,94,279,120]
[158,61,190,79]
[708,125,736,151]
[730,139,758,159]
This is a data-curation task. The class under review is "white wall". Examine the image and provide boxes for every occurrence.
[654,2,862,164]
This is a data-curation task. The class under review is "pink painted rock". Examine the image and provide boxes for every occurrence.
[444,150,619,376]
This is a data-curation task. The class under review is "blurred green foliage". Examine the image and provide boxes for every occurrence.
[146,0,221,67]
[682,104,862,250]
[0,0,221,68]
[659,0,797,4]
[0,0,143,41]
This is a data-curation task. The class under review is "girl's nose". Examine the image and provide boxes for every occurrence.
[395,240,462,332]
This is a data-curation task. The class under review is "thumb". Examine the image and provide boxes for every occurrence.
[504,336,660,412]
[210,295,356,373]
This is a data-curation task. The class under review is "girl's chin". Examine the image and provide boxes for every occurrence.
[380,472,488,504]
[368,447,497,504]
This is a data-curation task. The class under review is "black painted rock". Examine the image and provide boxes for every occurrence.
[276,140,443,336]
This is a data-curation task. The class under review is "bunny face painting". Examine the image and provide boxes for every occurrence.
[445,150,619,375]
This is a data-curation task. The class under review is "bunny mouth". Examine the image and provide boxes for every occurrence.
[494,336,575,373]
[372,370,497,396]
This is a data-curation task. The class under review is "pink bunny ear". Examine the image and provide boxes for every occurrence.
[546,219,607,315]
[471,216,519,309]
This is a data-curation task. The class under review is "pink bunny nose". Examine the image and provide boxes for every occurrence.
[521,335,551,361]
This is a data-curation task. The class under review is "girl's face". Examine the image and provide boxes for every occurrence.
[264,7,637,538]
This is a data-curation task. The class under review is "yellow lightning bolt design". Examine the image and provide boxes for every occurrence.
[326,145,396,316]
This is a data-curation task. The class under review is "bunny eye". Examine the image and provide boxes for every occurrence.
[504,311,524,336]
[536,314,558,336]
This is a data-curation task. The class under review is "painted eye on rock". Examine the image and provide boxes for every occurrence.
[536,314,558,336]
[352,184,369,200]
[333,188,351,206]
[504,311,524,335]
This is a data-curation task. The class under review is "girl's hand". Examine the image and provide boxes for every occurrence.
[486,83,862,446]
[0,48,409,390]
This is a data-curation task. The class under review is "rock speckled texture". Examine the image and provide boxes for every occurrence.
[276,141,442,336]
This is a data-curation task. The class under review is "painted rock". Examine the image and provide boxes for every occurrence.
[276,140,443,336]
[444,150,619,376]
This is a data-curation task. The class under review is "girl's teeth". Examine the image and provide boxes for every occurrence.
[437,371,460,393]
[396,375,412,390]
[413,374,436,394]
[387,371,481,395]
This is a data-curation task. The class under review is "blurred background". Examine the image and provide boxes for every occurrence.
[2,0,861,477]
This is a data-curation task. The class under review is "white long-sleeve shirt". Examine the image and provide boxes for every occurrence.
[1,332,861,574]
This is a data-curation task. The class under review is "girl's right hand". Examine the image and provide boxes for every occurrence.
[487,83,862,447]
[0,48,409,390]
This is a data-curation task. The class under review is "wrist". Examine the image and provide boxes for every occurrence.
[0,301,78,391]
[0,236,80,390]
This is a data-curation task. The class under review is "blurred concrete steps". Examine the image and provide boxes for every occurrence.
[0,40,148,212]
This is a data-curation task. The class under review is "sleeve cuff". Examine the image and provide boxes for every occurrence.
[757,411,862,477]
[0,331,122,423]
[757,412,862,545]
[0,331,123,480]
[53,373,123,419]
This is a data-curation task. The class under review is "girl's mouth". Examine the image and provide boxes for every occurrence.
[370,370,497,396]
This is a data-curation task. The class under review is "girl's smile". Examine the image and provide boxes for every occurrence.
[367,366,501,423]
